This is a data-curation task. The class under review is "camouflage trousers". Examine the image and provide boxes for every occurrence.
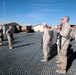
[7,36,13,48]
[43,42,52,59]
[57,38,61,56]
[58,39,70,69]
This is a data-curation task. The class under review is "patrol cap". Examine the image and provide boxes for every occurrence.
[62,16,70,21]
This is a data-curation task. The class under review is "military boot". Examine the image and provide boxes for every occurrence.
[57,64,62,67]
[41,58,48,62]
[56,69,66,74]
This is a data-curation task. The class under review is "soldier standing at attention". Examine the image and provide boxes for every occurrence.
[6,26,14,49]
[41,23,53,62]
[0,26,3,45]
[56,16,71,74]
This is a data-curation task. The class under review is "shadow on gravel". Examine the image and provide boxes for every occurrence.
[14,43,35,48]
[66,44,76,72]
[48,43,57,60]
[14,41,22,44]
[26,34,34,36]
[1,41,22,46]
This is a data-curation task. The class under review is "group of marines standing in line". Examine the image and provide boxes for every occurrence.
[0,16,76,74]
[41,16,76,74]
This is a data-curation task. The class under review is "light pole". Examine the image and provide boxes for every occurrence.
[3,2,6,34]
[3,2,5,24]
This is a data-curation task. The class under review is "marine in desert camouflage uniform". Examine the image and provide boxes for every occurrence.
[6,26,14,49]
[56,16,71,74]
[41,23,53,62]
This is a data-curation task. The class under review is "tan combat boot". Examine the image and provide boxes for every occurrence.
[41,58,48,62]
[57,64,65,67]
[56,69,66,74]
[57,64,62,67]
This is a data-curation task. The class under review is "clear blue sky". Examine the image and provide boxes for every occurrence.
[0,0,76,26]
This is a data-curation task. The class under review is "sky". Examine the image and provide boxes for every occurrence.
[0,0,76,26]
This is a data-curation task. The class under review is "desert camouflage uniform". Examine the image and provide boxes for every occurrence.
[6,29,14,49]
[42,28,53,59]
[58,24,71,69]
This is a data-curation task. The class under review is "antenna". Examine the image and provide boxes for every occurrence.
[3,2,5,24]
